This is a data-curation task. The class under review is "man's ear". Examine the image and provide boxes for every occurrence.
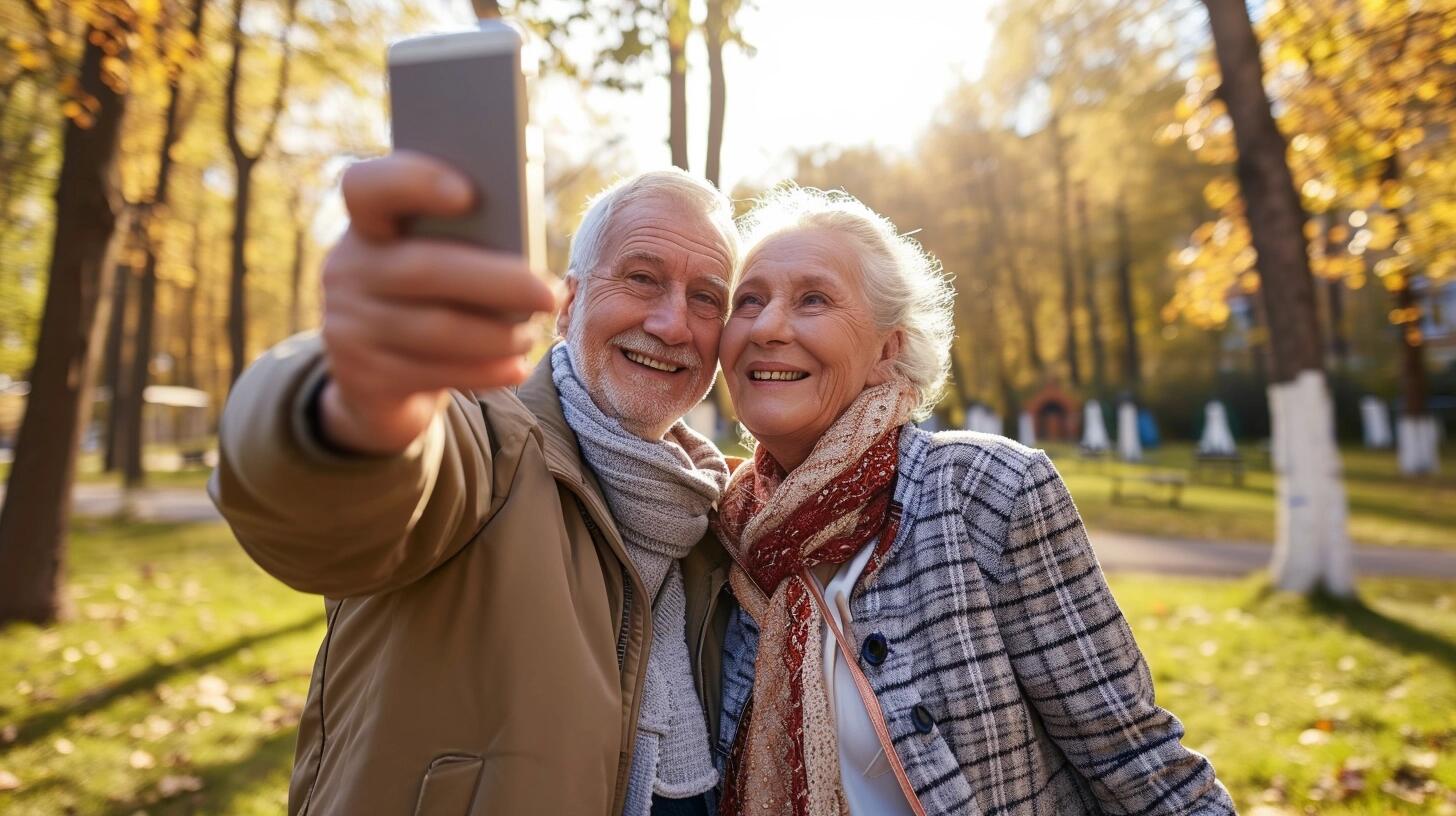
[555,274,581,338]
[867,328,905,386]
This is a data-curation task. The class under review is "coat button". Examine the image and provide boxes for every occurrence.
[861,633,889,666]
[912,704,936,734]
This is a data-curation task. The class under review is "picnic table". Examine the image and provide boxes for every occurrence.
[1192,452,1245,486]
[1110,470,1187,507]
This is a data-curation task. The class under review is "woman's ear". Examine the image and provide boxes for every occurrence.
[555,275,581,338]
[866,328,905,386]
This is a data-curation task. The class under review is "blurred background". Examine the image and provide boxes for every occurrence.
[0,0,1453,813]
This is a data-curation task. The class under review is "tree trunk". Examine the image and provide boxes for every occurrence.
[227,161,253,384]
[1076,183,1106,395]
[224,0,297,385]
[182,218,204,388]
[983,168,1045,374]
[1325,278,1348,367]
[121,220,157,487]
[1113,194,1141,392]
[1380,155,1438,475]
[1203,0,1353,596]
[665,0,690,171]
[1049,111,1082,388]
[287,186,306,335]
[119,0,206,487]
[101,259,133,472]
[704,0,726,187]
[0,12,133,624]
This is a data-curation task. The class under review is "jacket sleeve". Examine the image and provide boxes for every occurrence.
[207,332,499,598]
[987,451,1236,815]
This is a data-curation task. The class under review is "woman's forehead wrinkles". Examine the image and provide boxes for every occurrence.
[737,257,844,293]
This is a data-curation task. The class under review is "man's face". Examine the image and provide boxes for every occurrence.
[560,194,732,439]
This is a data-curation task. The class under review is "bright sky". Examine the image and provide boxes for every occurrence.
[531,0,997,193]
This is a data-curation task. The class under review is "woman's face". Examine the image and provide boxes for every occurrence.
[722,228,901,470]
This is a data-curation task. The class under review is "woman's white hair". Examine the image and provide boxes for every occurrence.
[737,185,956,420]
[566,168,740,291]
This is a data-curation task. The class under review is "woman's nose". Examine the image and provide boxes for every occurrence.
[748,301,792,346]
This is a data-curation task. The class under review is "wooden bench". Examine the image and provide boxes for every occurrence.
[180,448,209,468]
[1110,471,1186,507]
[1192,453,1244,486]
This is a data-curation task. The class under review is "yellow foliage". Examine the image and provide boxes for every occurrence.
[1204,178,1239,210]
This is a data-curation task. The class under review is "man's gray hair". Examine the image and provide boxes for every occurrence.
[737,185,956,420]
[566,168,740,287]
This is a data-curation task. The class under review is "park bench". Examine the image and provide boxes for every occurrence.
[1110,470,1186,508]
[1192,452,1245,486]
[180,448,209,468]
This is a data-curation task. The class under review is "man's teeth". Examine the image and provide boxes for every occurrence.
[624,350,682,372]
[750,371,807,381]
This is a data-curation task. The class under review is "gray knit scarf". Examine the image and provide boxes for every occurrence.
[551,343,726,814]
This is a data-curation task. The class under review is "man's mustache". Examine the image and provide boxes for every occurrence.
[611,329,703,370]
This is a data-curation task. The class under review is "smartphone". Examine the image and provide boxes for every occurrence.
[387,21,544,264]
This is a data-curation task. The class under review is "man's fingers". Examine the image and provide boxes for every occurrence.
[341,151,475,242]
[365,241,557,317]
[354,299,538,362]
[334,341,530,395]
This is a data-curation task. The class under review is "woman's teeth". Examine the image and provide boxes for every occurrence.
[750,371,807,381]
[624,350,681,372]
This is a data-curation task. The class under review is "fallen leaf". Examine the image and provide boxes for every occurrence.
[1298,728,1330,746]
[129,749,156,769]
[54,738,75,755]
[0,769,20,791]
[156,774,204,797]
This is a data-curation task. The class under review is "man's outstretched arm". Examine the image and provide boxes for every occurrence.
[208,152,555,598]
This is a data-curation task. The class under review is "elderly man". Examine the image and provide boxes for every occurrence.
[209,151,739,815]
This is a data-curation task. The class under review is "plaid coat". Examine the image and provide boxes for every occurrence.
[719,427,1236,815]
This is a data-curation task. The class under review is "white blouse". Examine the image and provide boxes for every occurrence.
[814,540,915,815]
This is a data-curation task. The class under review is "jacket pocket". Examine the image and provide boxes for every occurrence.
[412,754,483,816]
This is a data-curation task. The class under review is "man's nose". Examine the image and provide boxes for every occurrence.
[748,300,792,346]
[642,295,693,347]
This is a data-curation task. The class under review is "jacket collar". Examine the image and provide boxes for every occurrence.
[516,351,598,491]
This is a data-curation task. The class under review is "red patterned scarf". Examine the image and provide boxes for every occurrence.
[715,381,917,816]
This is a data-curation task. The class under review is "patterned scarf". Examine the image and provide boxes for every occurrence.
[715,381,917,816]
[550,343,728,813]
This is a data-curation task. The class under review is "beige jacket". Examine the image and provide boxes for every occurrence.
[208,333,734,815]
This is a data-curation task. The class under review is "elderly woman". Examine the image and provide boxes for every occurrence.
[709,187,1234,815]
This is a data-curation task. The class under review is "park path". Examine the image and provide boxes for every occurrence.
[2,483,1455,579]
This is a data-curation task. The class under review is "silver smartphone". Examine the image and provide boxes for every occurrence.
[387,21,543,263]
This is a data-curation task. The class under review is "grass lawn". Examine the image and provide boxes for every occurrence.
[1,520,1454,813]
[1043,442,1456,551]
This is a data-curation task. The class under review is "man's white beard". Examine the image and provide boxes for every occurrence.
[566,323,712,440]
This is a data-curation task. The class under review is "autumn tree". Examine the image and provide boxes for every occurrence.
[1173,0,1456,475]
[113,0,208,487]
[1200,0,1354,595]
[223,0,299,384]
[0,1,140,623]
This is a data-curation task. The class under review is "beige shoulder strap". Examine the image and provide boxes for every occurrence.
[803,570,928,816]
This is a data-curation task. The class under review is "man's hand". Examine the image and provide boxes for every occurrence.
[317,151,556,455]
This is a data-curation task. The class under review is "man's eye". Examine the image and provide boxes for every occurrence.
[628,272,655,285]
[802,292,828,306]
